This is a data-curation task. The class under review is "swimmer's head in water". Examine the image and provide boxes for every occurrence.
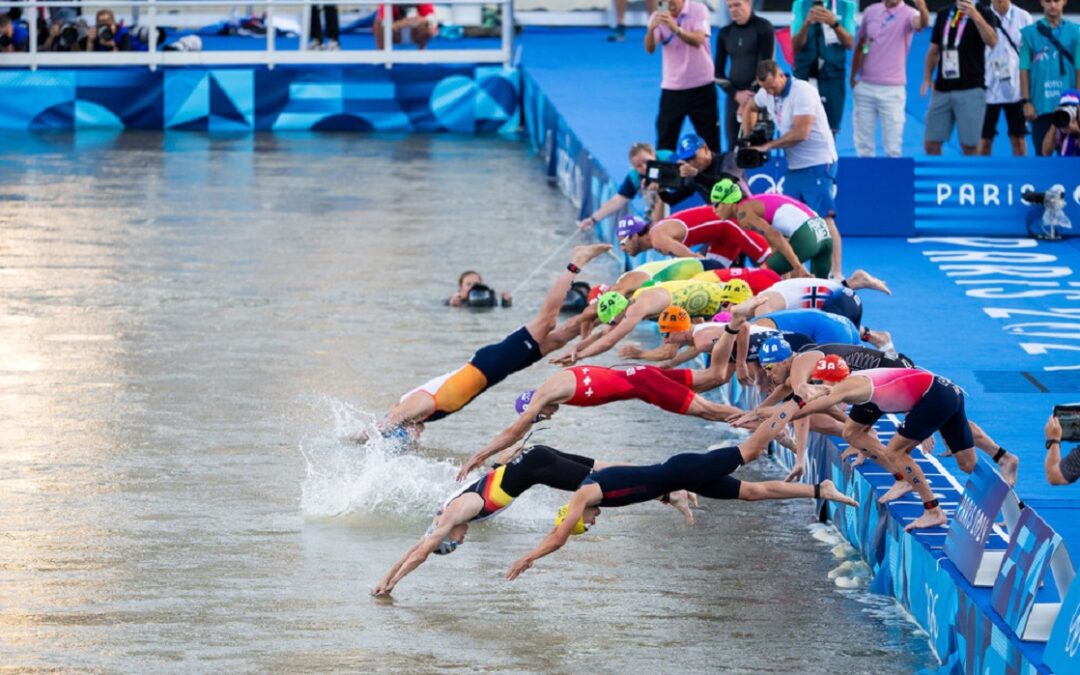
[514,390,536,415]
[430,522,469,555]
[710,178,744,205]
[587,283,610,306]
[555,504,589,535]
[758,335,793,365]
[597,291,629,324]
[719,279,753,306]
[658,305,692,337]
[812,355,850,383]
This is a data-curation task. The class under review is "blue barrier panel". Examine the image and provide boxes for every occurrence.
[992,507,1064,641]
[943,458,1012,586]
[1046,573,1080,672]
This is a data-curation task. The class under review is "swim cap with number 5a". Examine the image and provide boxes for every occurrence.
[597,291,629,324]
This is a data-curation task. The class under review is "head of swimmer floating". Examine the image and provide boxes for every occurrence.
[458,270,482,294]
[758,335,794,383]
[431,522,470,555]
[515,389,558,422]
[555,503,600,535]
[616,216,650,255]
[719,278,753,309]
[811,354,850,384]
[658,305,692,343]
[710,177,745,219]
[597,291,630,325]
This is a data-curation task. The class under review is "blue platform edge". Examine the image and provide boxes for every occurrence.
[521,56,1080,673]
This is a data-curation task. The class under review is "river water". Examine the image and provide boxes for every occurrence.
[0,132,936,673]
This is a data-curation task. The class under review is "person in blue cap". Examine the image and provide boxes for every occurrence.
[657,133,742,206]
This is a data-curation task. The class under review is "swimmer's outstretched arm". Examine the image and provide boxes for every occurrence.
[506,487,597,581]
[620,341,682,362]
[373,503,474,596]
[660,344,703,369]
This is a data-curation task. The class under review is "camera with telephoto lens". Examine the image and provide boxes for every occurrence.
[735,108,775,169]
[57,22,86,51]
[96,24,113,43]
[1052,104,1078,129]
[1054,404,1080,441]
[0,33,10,48]
[645,160,683,190]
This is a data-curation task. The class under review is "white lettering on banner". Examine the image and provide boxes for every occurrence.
[925,584,940,644]
[911,238,1080,371]
[928,183,1080,207]
[1066,603,1080,657]
[954,493,991,544]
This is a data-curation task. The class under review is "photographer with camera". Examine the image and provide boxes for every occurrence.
[1045,406,1080,485]
[87,10,131,51]
[578,142,670,230]
[1040,89,1080,155]
[741,60,843,279]
[0,14,15,53]
[1019,0,1080,156]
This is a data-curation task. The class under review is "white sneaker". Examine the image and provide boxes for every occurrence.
[308,39,322,50]
[325,39,339,51]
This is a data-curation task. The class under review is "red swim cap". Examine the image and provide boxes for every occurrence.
[812,355,850,383]
[587,284,610,305]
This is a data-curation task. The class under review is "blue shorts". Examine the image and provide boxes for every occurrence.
[897,377,974,453]
[469,325,543,388]
[783,163,837,219]
[821,288,862,327]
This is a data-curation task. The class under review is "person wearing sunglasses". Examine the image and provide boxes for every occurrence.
[504,409,858,581]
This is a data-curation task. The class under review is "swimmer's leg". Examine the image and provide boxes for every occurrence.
[825,217,843,280]
[845,269,891,295]
[738,479,857,507]
[970,420,1018,486]
[880,433,947,530]
[528,244,611,345]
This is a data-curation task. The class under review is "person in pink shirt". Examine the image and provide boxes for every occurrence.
[645,0,720,153]
[850,0,931,157]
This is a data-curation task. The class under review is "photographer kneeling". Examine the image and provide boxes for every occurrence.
[1040,90,1080,158]
[1045,406,1080,486]
[741,60,844,279]
[87,10,132,52]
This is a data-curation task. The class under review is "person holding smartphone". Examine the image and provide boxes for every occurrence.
[1045,409,1080,485]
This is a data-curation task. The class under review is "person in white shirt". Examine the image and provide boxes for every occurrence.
[979,0,1034,155]
[741,60,844,279]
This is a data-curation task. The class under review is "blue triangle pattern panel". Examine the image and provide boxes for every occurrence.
[0,65,520,132]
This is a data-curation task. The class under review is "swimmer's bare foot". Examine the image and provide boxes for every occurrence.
[820,479,858,507]
[997,451,1019,487]
[350,429,372,444]
[846,269,891,295]
[667,490,695,524]
[571,243,612,268]
[730,295,768,325]
[878,479,914,504]
[862,328,893,350]
[919,435,936,455]
[905,507,948,531]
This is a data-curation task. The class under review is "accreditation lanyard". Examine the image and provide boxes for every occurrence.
[659,13,686,45]
[946,9,969,49]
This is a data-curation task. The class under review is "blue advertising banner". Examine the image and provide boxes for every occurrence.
[943,458,1011,585]
[992,508,1064,637]
[1046,573,1080,673]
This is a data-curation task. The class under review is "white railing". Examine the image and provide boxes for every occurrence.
[0,0,514,69]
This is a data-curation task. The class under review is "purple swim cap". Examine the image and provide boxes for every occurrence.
[515,390,536,415]
[712,311,732,323]
[616,216,648,240]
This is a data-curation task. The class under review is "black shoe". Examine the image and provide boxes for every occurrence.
[607,25,626,42]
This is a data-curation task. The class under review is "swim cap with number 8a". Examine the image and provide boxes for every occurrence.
[658,305,691,334]
[555,504,588,535]
[812,354,850,382]
[710,178,743,205]
[597,291,629,324]
[758,335,793,364]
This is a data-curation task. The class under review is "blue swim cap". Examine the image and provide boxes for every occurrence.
[758,335,793,364]
[515,390,536,415]
[674,134,706,161]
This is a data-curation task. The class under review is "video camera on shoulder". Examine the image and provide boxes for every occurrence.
[1054,403,1080,441]
[735,107,775,170]
[645,159,683,190]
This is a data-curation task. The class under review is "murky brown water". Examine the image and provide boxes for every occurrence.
[0,132,935,673]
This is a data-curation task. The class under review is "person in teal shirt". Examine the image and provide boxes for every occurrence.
[1019,0,1080,155]
[791,0,858,133]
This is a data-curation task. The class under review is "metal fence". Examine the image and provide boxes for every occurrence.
[1,0,514,69]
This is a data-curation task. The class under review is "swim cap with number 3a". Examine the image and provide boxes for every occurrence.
[812,355,850,382]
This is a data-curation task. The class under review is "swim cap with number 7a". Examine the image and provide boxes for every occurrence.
[658,305,691,334]
[597,291,629,324]
[710,178,743,205]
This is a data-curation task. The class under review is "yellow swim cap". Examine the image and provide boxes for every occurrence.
[658,305,692,334]
[721,279,753,305]
[555,504,588,535]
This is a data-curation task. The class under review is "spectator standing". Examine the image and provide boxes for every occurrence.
[645,0,720,153]
[922,0,999,155]
[791,0,857,134]
[850,0,930,157]
[979,0,1033,155]
[715,0,774,151]
[609,0,658,42]
[742,60,844,278]
[309,5,340,51]
[1019,0,1080,156]
[87,9,131,51]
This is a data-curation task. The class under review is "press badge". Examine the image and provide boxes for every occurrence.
[942,49,960,79]
[991,57,1011,81]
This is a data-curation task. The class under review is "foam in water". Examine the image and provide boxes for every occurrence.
[298,397,568,526]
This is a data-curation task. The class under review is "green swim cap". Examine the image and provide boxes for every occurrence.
[596,291,629,324]
[710,178,743,205]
